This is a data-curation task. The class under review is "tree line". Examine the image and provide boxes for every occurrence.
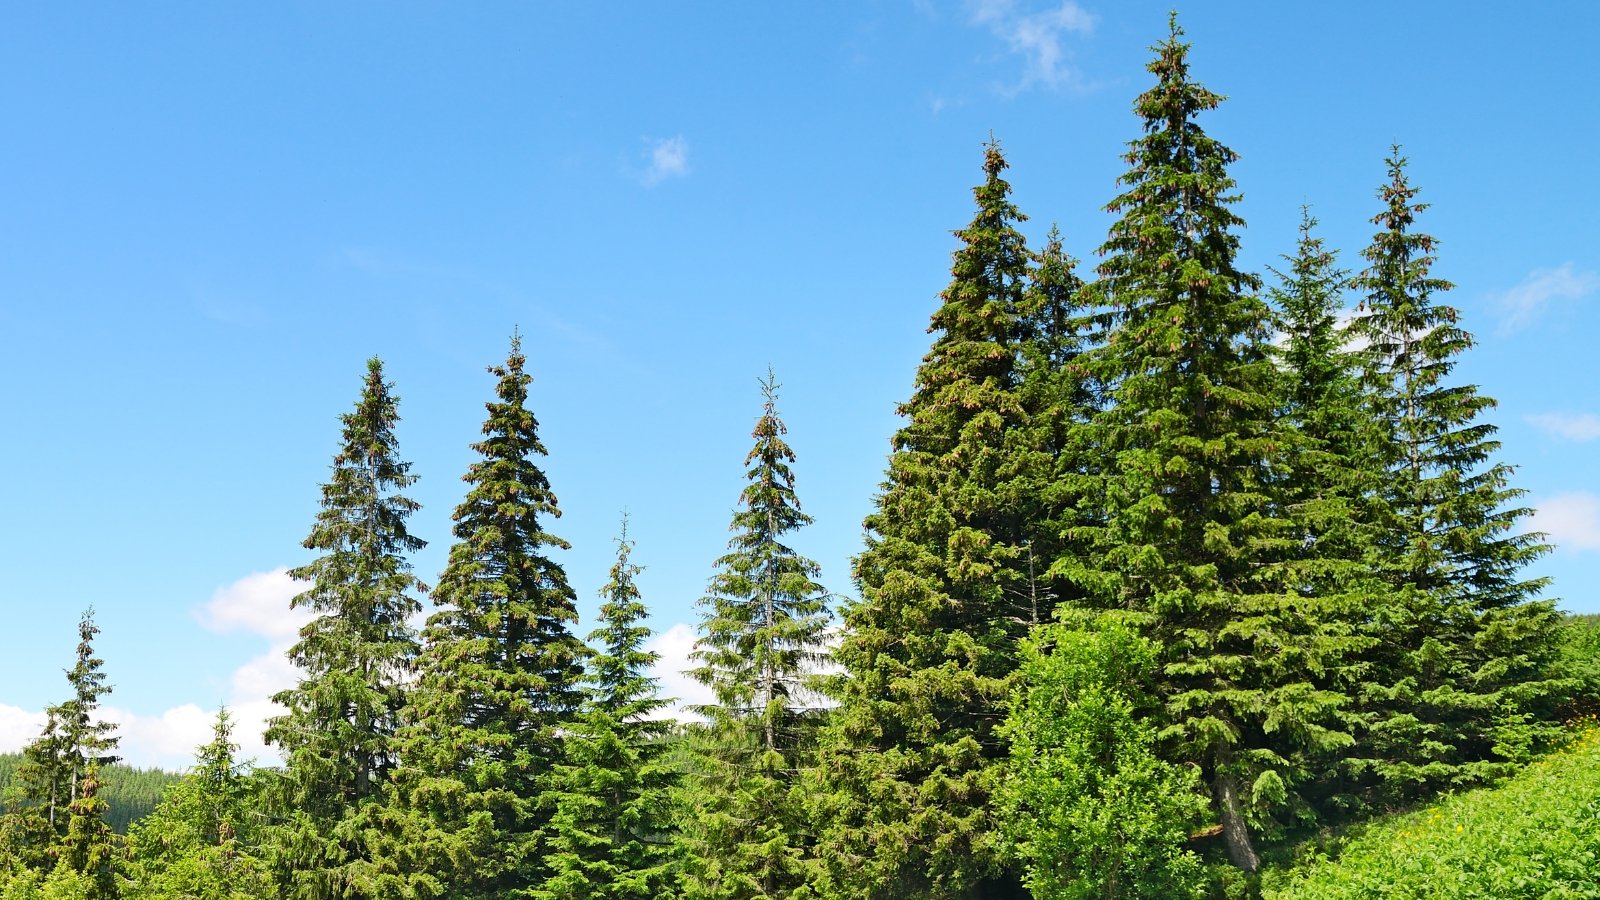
[1,18,1590,900]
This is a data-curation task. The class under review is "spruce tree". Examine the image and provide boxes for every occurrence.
[682,373,831,900]
[534,522,680,900]
[1079,19,1351,869]
[6,609,120,871]
[1266,209,1386,824]
[1345,150,1563,800]
[814,141,1040,900]
[54,762,118,900]
[264,356,426,899]
[384,334,587,899]
[124,709,276,900]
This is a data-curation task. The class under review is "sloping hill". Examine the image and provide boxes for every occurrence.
[1265,726,1600,899]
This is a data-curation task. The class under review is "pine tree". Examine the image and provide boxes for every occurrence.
[124,709,276,900]
[1265,209,1386,824]
[534,522,681,900]
[682,372,831,900]
[814,141,1040,899]
[6,609,120,872]
[1345,149,1563,800]
[264,356,426,899]
[54,762,118,900]
[1078,18,1351,869]
[384,334,587,900]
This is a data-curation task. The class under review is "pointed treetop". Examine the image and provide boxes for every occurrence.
[983,134,1007,180]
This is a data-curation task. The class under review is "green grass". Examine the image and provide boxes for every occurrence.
[1264,724,1600,899]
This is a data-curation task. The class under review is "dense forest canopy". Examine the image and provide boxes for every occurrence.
[4,17,1597,900]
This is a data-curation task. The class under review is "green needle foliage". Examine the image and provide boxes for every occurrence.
[683,373,831,900]
[1345,150,1563,801]
[123,709,277,900]
[1000,618,1207,900]
[815,141,1040,900]
[264,356,427,899]
[1080,18,1355,870]
[385,334,587,900]
[1266,209,1385,824]
[4,610,120,872]
[535,522,681,900]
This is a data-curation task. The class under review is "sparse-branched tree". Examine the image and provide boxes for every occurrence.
[683,373,832,900]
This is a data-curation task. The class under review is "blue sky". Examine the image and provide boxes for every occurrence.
[3,1,1597,768]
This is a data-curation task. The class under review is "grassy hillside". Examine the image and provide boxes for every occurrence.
[0,753,181,834]
[1264,724,1600,899]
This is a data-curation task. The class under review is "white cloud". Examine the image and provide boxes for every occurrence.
[0,704,47,755]
[102,569,309,769]
[646,622,714,721]
[1491,263,1599,333]
[640,136,690,186]
[969,0,1096,92]
[1531,492,1600,552]
[1526,412,1600,442]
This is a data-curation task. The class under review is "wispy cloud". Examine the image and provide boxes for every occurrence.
[968,0,1096,93]
[639,136,690,187]
[1531,492,1600,552]
[1526,412,1600,442]
[1490,263,1599,333]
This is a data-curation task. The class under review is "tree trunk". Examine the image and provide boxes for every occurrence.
[1211,771,1259,872]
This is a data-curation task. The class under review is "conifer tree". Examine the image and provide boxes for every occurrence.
[1079,19,1350,869]
[124,709,276,900]
[54,762,117,900]
[814,142,1040,899]
[1266,209,1386,823]
[384,334,587,899]
[682,373,831,900]
[1345,150,1562,799]
[534,522,680,900]
[264,357,426,899]
[6,609,120,871]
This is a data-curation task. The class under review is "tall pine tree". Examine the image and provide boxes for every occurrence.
[535,521,681,900]
[814,141,1040,900]
[1265,208,1386,825]
[1345,149,1562,800]
[264,356,426,899]
[1079,18,1354,869]
[682,372,831,900]
[384,334,587,899]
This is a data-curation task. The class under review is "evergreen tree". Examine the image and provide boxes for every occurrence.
[384,334,587,900]
[1345,150,1563,800]
[5,610,120,872]
[1265,209,1385,824]
[814,141,1040,899]
[1079,18,1351,869]
[534,522,681,900]
[54,762,117,900]
[682,373,831,900]
[123,709,276,900]
[264,357,426,899]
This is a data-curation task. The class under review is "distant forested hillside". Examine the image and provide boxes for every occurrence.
[0,753,179,833]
